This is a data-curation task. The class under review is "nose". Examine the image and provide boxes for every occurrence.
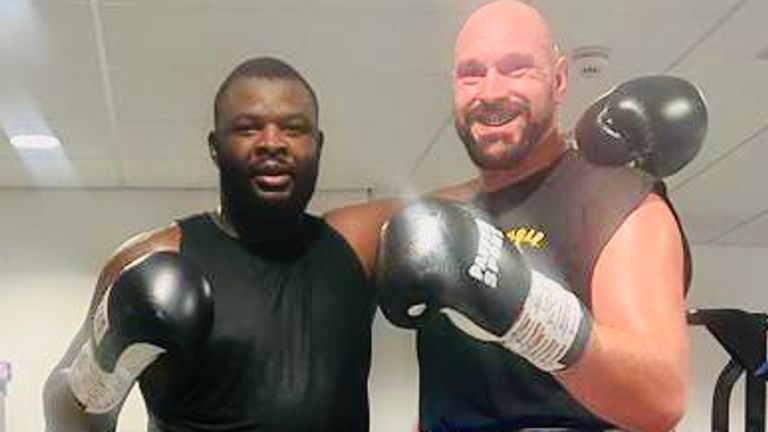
[256,123,287,156]
[478,67,507,103]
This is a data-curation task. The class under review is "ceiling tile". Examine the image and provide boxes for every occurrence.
[0,1,98,71]
[665,0,768,190]
[110,67,219,123]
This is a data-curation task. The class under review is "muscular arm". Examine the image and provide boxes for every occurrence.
[43,226,180,432]
[555,194,689,432]
[324,199,401,277]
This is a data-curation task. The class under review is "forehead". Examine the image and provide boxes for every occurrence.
[221,77,316,117]
[454,6,554,65]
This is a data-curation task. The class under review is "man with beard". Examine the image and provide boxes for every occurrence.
[44,57,378,432]
[373,1,694,431]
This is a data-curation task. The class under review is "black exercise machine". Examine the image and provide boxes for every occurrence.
[687,309,768,432]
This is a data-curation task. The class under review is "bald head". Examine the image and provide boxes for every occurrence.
[455,0,560,67]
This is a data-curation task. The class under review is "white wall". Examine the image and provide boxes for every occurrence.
[0,188,217,432]
[0,189,765,432]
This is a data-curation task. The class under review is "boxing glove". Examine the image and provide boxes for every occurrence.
[376,199,591,372]
[68,252,214,413]
[575,75,708,178]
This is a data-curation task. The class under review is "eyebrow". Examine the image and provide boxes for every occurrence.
[280,113,313,124]
[454,59,488,76]
[230,112,312,124]
[454,53,537,76]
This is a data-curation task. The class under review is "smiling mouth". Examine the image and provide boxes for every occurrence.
[477,111,516,127]
[252,173,292,190]
[250,164,294,191]
[470,101,528,128]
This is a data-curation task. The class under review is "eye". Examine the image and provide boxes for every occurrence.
[496,56,536,78]
[458,77,481,86]
[496,64,527,78]
[232,121,263,137]
[282,122,312,138]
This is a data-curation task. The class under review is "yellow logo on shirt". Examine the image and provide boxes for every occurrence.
[504,227,546,249]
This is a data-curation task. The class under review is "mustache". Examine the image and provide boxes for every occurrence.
[466,100,530,125]
[248,156,296,176]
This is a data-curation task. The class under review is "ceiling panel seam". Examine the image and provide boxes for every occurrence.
[703,241,768,248]
[662,0,767,246]
[702,205,768,244]
[663,0,751,72]
[664,0,763,197]
[88,0,124,186]
[672,120,768,193]
[403,110,453,187]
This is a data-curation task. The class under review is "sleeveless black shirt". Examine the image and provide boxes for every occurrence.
[418,150,686,431]
[139,213,375,432]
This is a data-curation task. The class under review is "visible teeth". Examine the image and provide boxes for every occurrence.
[482,112,512,126]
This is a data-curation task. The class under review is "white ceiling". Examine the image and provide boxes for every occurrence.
[0,0,766,245]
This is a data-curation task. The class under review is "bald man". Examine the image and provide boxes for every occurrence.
[353,1,691,431]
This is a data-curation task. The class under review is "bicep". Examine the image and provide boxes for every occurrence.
[590,194,688,343]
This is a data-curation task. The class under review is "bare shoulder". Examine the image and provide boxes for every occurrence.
[591,192,685,329]
[105,224,180,275]
[597,191,684,282]
[618,192,681,246]
[323,199,402,278]
[324,199,401,235]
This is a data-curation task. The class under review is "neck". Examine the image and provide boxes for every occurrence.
[216,195,305,247]
[479,127,567,192]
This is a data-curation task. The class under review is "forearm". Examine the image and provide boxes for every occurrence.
[555,324,689,432]
[44,369,116,432]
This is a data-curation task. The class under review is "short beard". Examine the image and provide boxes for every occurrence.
[218,160,318,243]
[456,102,555,170]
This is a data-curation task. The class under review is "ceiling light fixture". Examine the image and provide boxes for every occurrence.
[9,134,61,150]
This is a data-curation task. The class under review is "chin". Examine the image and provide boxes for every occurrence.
[253,195,299,216]
[471,143,531,169]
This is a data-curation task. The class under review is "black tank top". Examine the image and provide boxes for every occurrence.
[418,150,688,431]
[139,213,375,432]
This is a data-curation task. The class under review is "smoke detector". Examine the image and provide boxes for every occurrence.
[570,46,612,79]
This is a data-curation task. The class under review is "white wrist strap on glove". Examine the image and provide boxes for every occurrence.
[68,341,164,414]
[441,270,589,372]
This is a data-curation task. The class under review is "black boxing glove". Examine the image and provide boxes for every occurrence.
[575,75,708,177]
[68,252,213,413]
[376,199,591,372]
